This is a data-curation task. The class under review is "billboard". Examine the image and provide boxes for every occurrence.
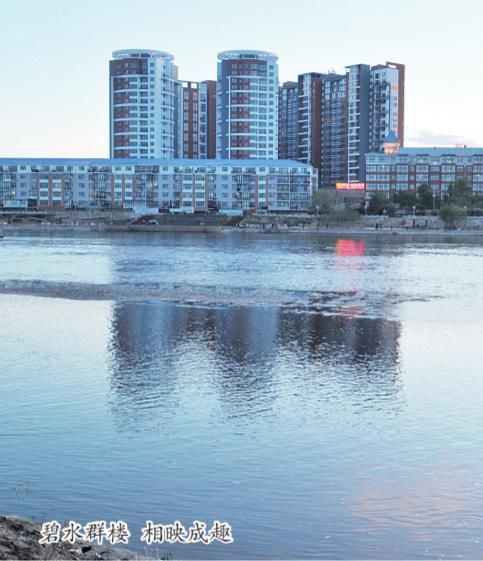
[335,182,365,191]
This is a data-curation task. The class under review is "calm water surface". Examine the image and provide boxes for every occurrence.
[1,232,482,559]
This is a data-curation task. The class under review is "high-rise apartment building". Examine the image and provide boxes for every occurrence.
[180,82,203,159]
[320,73,347,188]
[203,80,217,159]
[278,61,404,186]
[297,73,324,172]
[369,62,405,152]
[216,50,279,159]
[180,81,216,159]
[278,81,298,160]
[109,49,180,159]
[279,72,346,187]
[346,64,371,182]
[346,62,405,181]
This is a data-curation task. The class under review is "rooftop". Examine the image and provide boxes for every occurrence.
[367,146,483,156]
[218,50,278,61]
[112,49,174,61]
[399,147,483,156]
[0,158,313,168]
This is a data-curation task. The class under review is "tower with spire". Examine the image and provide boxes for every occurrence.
[383,131,400,155]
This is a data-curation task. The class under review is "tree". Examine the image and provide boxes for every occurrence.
[447,179,472,206]
[417,183,434,210]
[311,189,337,214]
[367,191,386,215]
[392,190,417,210]
[327,208,360,223]
[439,204,465,228]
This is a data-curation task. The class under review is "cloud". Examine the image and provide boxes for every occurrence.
[405,130,478,147]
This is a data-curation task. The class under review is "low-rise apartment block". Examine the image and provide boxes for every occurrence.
[0,159,317,213]
[365,145,483,197]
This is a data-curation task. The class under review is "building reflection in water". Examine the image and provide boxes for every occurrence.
[107,300,403,432]
[331,237,400,322]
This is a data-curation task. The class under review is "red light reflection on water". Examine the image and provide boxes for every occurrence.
[333,239,366,317]
[335,239,366,257]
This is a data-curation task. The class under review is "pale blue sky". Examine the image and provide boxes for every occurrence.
[1,0,482,157]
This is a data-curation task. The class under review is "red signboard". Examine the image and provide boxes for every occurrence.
[335,182,366,191]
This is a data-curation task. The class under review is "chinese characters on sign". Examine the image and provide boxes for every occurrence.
[39,521,131,546]
[140,520,233,544]
[39,520,233,546]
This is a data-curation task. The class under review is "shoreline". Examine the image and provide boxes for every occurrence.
[3,222,483,240]
[0,515,149,560]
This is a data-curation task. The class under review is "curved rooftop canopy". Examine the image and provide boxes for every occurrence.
[112,49,174,61]
[217,50,278,61]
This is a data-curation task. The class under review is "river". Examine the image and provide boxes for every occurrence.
[1,231,482,559]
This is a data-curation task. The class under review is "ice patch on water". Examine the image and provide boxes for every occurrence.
[0,279,435,319]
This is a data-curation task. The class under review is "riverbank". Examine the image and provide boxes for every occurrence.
[2,210,483,233]
[3,222,483,241]
[228,224,483,238]
[0,515,147,560]
[2,209,483,242]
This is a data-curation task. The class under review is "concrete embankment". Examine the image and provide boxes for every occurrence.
[233,214,483,238]
[2,213,483,239]
[1,211,233,235]
[233,225,483,239]
[105,224,222,233]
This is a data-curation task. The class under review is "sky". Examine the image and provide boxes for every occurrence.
[1,0,482,157]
